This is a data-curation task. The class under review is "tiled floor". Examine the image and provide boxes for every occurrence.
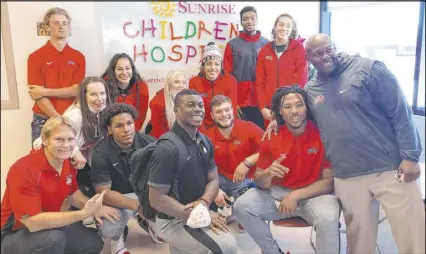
[101,207,397,254]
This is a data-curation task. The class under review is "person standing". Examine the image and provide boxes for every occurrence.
[28,7,86,142]
[223,6,269,129]
[305,33,425,254]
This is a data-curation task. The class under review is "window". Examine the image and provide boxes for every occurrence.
[325,2,425,115]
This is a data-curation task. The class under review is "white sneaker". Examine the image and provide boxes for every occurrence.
[110,232,130,254]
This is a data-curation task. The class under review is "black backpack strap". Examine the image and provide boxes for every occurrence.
[156,132,189,220]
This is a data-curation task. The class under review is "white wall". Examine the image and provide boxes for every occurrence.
[0,1,321,198]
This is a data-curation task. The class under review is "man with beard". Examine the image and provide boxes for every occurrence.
[91,103,160,254]
[204,95,263,208]
[304,33,425,254]
[148,89,237,254]
[234,85,340,254]
[224,6,269,129]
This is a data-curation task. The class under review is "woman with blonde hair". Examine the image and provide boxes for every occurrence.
[149,70,188,138]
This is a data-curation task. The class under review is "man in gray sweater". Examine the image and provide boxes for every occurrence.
[304,33,424,254]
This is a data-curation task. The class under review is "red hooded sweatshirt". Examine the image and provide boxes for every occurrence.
[149,89,169,138]
[189,72,238,130]
[255,39,308,110]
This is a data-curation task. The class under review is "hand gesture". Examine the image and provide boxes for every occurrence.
[267,155,289,178]
[214,189,230,207]
[262,119,279,141]
[398,160,421,182]
[233,161,250,183]
[82,191,106,218]
[209,211,229,235]
[94,205,121,226]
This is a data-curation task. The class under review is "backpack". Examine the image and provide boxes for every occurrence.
[129,131,211,220]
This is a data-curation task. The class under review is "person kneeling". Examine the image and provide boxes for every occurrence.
[148,89,237,254]
[0,116,111,254]
[234,85,340,254]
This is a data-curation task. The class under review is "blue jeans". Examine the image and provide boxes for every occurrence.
[218,174,251,199]
[31,114,48,143]
[1,222,103,254]
[96,193,138,241]
[234,186,340,254]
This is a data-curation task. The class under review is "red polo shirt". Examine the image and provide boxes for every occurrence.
[28,41,86,115]
[204,119,263,180]
[0,149,78,231]
[257,120,330,189]
[189,73,238,130]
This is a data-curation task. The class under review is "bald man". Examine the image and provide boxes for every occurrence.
[303,33,425,254]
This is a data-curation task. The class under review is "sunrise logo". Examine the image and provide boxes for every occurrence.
[151,1,176,17]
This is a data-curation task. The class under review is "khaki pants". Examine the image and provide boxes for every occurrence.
[334,170,425,254]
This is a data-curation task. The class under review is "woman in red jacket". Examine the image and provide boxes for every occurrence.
[101,53,149,132]
[189,42,238,131]
[149,70,188,138]
[255,13,308,125]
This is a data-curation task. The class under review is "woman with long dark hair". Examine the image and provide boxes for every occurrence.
[255,13,308,127]
[101,53,149,132]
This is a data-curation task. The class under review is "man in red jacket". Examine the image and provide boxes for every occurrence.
[224,6,269,130]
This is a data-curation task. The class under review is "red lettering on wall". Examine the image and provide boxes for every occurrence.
[170,22,183,40]
[134,44,148,62]
[198,21,212,39]
[169,45,183,61]
[123,21,139,38]
[142,19,157,37]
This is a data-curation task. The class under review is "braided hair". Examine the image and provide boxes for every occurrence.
[270,84,313,127]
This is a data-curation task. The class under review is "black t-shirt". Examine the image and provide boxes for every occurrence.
[147,123,217,205]
[91,133,156,194]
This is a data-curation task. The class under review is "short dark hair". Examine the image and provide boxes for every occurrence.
[240,6,257,22]
[100,103,138,131]
[174,89,202,107]
[210,95,232,110]
[271,84,313,126]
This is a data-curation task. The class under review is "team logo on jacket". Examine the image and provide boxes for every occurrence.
[68,60,75,65]
[233,140,241,145]
[307,148,318,154]
[265,56,273,60]
[313,95,324,105]
[66,174,72,185]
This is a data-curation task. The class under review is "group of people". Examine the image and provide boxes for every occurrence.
[1,5,424,254]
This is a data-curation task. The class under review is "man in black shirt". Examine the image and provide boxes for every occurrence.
[148,89,237,254]
[91,103,160,254]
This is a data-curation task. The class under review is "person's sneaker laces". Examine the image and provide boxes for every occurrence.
[110,230,130,254]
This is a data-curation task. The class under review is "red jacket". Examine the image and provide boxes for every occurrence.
[102,75,149,131]
[149,89,169,138]
[189,73,238,130]
[255,39,308,110]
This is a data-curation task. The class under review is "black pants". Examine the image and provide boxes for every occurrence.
[77,163,96,198]
[239,106,265,130]
[1,222,104,254]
